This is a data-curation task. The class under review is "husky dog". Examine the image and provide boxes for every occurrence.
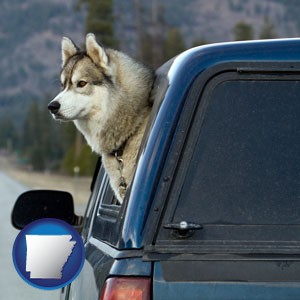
[48,33,154,203]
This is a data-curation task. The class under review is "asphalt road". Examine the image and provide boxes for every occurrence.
[0,171,60,300]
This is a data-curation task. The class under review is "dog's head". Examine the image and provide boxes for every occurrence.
[48,33,113,121]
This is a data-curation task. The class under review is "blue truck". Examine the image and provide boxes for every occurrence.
[12,39,300,299]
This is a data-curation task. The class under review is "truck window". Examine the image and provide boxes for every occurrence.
[86,165,120,246]
[158,73,300,250]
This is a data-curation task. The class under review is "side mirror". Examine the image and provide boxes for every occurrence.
[11,190,81,230]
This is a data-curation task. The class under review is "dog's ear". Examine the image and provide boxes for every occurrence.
[61,37,78,66]
[86,33,109,70]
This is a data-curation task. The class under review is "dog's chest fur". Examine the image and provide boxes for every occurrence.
[74,104,152,203]
[101,113,150,200]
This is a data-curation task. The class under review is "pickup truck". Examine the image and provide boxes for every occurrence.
[12,38,300,299]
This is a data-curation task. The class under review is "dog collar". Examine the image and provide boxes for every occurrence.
[110,140,127,157]
[110,140,128,197]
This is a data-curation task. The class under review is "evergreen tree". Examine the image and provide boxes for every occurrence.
[20,99,65,171]
[151,1,166,68]
[233,21,254,41]
[164,28,186,61]
[21,102,40,151]
[259,16,277,39]
[39,101,66,169]
[140,32,155,66]
[0,118,18,151]
[21,101,45,170]
[138,2,167,68]
[30,145,45,171]
[78,0,117,48]
[61,142,98,176]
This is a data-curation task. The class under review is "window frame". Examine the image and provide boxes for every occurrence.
[87,165,123,245]
[145,62,300,256]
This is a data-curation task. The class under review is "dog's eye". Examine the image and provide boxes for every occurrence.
[77,81,87,88]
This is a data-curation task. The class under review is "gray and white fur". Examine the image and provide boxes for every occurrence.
[48,33,154,203]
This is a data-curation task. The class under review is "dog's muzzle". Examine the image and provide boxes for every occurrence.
[48,101,61,114]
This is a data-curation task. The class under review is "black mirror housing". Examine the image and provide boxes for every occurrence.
[11,190,79,230]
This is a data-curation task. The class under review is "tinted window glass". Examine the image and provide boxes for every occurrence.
[174,80,300,226]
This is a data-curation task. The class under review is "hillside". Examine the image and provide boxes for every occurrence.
[1,0,300,127]
[180,0,298,44]
[0,0,84,124]
[115,0,300,55]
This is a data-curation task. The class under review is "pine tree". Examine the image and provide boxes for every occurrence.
[164,28,186,61]
[0,118,18,151]
[20,99,66,171]
[233,21,254,41]
[61,143,98,176]
[151,0,166,67]
[21,102,40,151]
[259,16,277,39]
[78,0,117,48]
[21,101,45,170]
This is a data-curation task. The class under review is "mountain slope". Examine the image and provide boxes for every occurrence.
[1,0,300,126]
[0,0,84,124]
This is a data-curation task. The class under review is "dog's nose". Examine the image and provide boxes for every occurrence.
[48,101,61,114]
